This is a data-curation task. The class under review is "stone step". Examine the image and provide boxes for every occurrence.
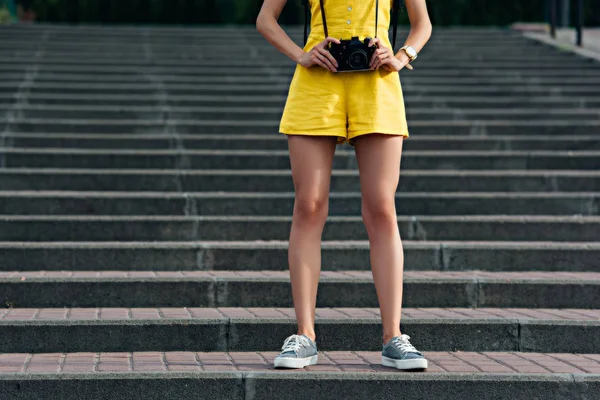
[0,38,566,50]
[4,106,600,122]
[0,240,597,272]
[0,190,596,215]
[1,148,598,171]
[3,119,599,135]
[4,93,600,109]
[3,82,600,95]
[0,168,600,194]
[3,49,591,64]
[1,215,598,242]
[4,64,600,78]
[0,306,598,353]
[1,58,598,70]
[1,350,597,400]
[2,38,559,51]
[3,133,600,151]
[6,73,600,85]
[1,270,598,309]
[0,31,528,42]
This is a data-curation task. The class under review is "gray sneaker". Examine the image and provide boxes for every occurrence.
[273,334,318,369]
[382,334,428,370]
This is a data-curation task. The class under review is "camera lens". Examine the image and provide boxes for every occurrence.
[348,50,368,70]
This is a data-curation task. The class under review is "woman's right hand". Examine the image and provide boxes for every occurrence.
[297,37,341,72]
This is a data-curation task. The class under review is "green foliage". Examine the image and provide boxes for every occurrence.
[25,0,599,26]
[0,7,12,24]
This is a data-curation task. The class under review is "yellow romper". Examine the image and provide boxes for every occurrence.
[279,0,410,145]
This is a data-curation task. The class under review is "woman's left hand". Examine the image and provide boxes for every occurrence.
[368,38,409,72]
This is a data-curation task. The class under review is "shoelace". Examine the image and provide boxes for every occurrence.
[281,334,312,354]
[390,334,419,354]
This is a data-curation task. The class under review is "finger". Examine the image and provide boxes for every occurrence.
[315,51,336,72]
[370,48,391,67]
[368,37,381,48]
[313,57,331,71]
[371,53,387,69]
[317,47,338,68]
[373,54,389,70]
[325,36,341,45]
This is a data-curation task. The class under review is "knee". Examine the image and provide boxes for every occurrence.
[361,198,398,233]
[293,194,329,225]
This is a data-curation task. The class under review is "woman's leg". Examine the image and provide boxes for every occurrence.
[354,133,405,345]
[287,135,337,342]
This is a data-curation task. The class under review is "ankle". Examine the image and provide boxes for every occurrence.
[383,332,402,345]
[298,331,316,342]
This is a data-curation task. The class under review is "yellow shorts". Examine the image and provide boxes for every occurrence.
[279,63,410,145]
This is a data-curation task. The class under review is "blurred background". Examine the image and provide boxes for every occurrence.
[0,0,599,26]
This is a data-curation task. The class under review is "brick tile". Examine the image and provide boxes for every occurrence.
[133,352,166,371]
[202,364,238,371]
[3,309,38,320]
[61,353,96,373]
[158,308,191,318]
[129,308,161,319]
[0,354,28,373]
[26,354,62,373]
[68,308,99,320]
[186,308,225,318]
[305,365,342,372]
[37,309,69,320]
[245,308,287,318]
[98,308,130,320]
[216,308,254,318]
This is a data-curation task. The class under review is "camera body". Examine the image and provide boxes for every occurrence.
[328,36,375,72]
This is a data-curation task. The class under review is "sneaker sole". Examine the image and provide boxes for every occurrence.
[274,354,318,369]
[382,355,428,370]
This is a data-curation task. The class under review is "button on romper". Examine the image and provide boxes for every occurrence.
[279,0,410,145]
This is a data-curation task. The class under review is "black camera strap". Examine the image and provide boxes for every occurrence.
[303,0,403,49]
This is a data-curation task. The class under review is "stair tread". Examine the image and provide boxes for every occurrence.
[0,350,599,375]
[1,307,599,322]
[2,270,599,282]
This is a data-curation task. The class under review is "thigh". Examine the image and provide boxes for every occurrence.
[354,133,404,205]
[288,135,338,200]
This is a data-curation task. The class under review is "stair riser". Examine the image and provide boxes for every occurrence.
[1,153,599,171]
[1,281,598,309]
[4,109,600,121]
[5,136,600,151]
[0,195,596,215]
[0,246,597,272]
[0,374,593,400]
[1,220,599,242]
[0,320,598,353]
[2,122,597,135]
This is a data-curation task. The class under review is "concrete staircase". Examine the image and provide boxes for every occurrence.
[0,24,599,399]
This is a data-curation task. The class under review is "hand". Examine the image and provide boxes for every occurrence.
[368,38,410,72]
[297,37,341,72]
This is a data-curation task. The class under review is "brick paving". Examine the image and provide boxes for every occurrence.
[1,351,600,374]
[1,307,599,321]
[1,270,599,282]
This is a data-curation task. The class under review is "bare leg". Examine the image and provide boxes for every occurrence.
[287,135,337,342]
[354,133,405,345]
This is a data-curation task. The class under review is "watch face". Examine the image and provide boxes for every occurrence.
[406,46,417,58]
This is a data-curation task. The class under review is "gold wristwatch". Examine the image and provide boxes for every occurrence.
[400,45,418,62]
